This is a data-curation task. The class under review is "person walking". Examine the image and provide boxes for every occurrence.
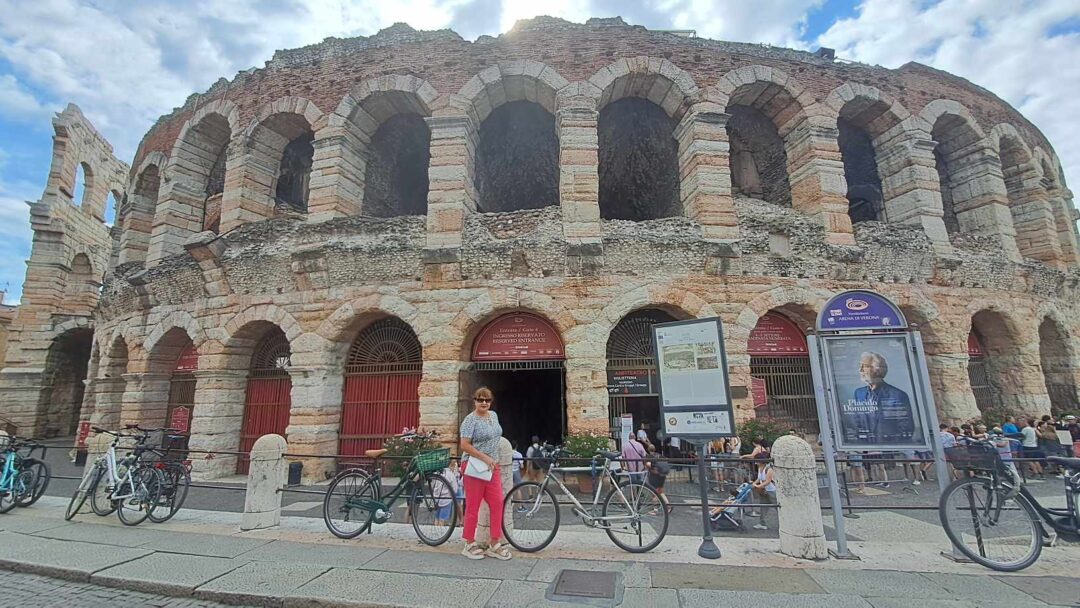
[1020,419,1044,479]
[620,432,647,482]
[459,387,512,560]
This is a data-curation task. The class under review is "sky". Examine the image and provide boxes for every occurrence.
[0,0,1078,303]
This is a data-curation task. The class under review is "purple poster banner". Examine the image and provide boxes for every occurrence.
[816,290,908,332]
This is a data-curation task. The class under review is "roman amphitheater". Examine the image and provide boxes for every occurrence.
[1,17,1077,479]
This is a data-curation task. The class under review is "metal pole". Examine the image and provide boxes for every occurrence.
[807,335,859,560]
[910,331,969,562]
[695,440,721,559]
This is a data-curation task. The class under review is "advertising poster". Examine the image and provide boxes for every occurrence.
[664,410,732,436]
[652,318,736,439]
[823,334,929,450]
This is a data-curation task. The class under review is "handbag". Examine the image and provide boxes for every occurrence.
[463,456,493,481]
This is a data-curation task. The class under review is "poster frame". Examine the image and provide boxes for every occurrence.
[650,317,736,439]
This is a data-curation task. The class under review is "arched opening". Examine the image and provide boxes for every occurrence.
[140,327,197,428]
[105,191,120,226]
[968,311,1025,414]
[275,132,313,213]
[339,317,422,461]
[931,114,982,235]
[598,98,680,220]
[363,113,430,217]
[180,113,231,234]
[37,328,94,437]
[463,312,566,448]
[475,100,558,213]
[72,162,92,207]
[238,325,292,474]
[839,118,884,224]
[167,342,198,436]
[64,253,97,310]
[748,311,817,438]
[121,164,160,264]
[1038,317,1077,417]
[245,112,315,216]
[727,105,791,207]
[605,308,679,445]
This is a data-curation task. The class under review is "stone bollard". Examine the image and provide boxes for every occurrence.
[771,435,829,560]
[240,434,288,531]
[476,437,513,545]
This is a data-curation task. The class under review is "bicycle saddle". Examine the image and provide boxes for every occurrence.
[365,448,388,458]
[597,450,620,461]
[1047,456,1080,472]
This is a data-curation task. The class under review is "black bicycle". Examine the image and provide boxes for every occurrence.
[938,441,1080,571]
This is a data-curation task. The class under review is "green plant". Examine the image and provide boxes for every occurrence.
[381,428,439,477]
[561,430,611,460]
[738,417,786,455]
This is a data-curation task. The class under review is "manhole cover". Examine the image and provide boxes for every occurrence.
[552,570,617,599]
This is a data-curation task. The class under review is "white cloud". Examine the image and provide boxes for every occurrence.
[0,74,49,119]
[818,0,1080,189]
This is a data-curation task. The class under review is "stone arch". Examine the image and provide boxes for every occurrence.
[309,75,438,220]
[458,62,568,213]
[451,289,576,361]
[119,152,166,265]
[315,294,421,365]
[590,58,697,221]
[222,303,303,347]
[63,253,98,311]
[734,285,831,344]
[228,97,325,228]
[1037,311,1078,416]
[36,326,94,437]
[989,124,1063,266]
[968,306,1035,415]
[73,161,94,209]
[144,310,206,355]
[824,83,911,224]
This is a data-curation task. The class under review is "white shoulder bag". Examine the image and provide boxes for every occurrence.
[463,456,493,481]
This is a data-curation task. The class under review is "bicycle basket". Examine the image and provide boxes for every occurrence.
[414,448,450,474]
[944,443,1001,472]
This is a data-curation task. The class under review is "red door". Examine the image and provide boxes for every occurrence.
[238,330,292,474]
[339,318,422,464]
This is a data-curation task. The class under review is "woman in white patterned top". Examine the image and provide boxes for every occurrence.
[458,386,511,560]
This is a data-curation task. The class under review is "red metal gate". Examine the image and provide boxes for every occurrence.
[340,318,421,462]
[238,330,292,474]
[166,343,198,433]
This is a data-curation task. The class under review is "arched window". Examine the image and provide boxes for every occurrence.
[275,132,314,213]
[727,105,791,207]
[72,162,93,207]
[363,113,431,217]
[598,98,680,220]
[838,118,884,224]
[475,101,558,213]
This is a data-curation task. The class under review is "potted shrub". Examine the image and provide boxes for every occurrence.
[381,427,440,478]
[562,431,612,494]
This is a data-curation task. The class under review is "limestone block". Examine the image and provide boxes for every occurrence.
[771,436,828,560]
[240,434,287,531]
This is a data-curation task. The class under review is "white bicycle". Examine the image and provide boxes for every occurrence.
[65,426,163,525]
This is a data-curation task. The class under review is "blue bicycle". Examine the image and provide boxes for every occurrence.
[0,436,50,513]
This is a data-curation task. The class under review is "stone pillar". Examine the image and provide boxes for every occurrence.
[1005,167,1063,268]
[307,120,367,222]
[557,106,601,244]
[675,109,739,242]
[873,122,952,251]
[286,364,343,483]
[89,376,126,430]
[563,324,610,435]
[771,435,828,560]
[147,176,208,265]
[118,195,155,266]
[119,372,170,428]
[418,359,463,440]
[240,434,287,531]
[188,369,247,479]
[784,119,854,245]
[476,437,513,545]
[926,353,979,423]
[220,143,275,232]
[423,115,475,282]
[948,150,1021,260]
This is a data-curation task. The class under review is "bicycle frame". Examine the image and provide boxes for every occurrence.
[0,449,18,492]
[88,437,139,501]
[344,460,425,523]
[977,467,1080,538]
[530,460,640,528]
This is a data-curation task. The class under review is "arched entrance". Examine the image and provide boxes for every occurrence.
[967,329,997,413]
[605,309,678,444]
[238,328,292,474]
[1038,317,1078,416]
[39,328,94,437]
[340,317,422,459]
[166,343,198,435]
[466,312,566,448]
[748,312,817,437]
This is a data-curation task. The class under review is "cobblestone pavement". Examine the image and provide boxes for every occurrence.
[0,570,252,608]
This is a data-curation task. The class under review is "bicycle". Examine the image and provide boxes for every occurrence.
[501,445,669,553]
[133,426,191,523]
[0,436,50,511]
[322,432,458,546]
[65,426,163,526]
[938,440,1080,571]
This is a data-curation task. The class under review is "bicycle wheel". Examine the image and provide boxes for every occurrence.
[148,463,190,523]
[939,477,1042,571]
[116,467,162,526]
[91,467,118,516]
[0,470,33,513]
[323,470,378,539]
[65,465,103,520]
[502,481,560,552]
[602,480,669,553]
[15,460,50,507]
[409,473,457,546]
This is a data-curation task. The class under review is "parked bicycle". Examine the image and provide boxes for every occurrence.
[65,426,163,525]
[938,440,1080,571]
[502,444,669,553]
[0,436,51,512]
[322,431,458,546]
[134,426,191,523]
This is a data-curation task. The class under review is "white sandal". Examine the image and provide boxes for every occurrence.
[484,542,512,561]
[461,541,485,560]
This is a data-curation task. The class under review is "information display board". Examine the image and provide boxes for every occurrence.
[651,318,736,439]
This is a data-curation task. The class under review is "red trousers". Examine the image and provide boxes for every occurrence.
[462,468,504,543]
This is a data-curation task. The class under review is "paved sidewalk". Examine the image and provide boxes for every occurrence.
[1,570,250,608]
[0,497,1076,607]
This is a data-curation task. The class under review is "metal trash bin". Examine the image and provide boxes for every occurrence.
[288,461,303,486]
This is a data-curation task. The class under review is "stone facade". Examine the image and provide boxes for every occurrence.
[2,18,1079,479]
